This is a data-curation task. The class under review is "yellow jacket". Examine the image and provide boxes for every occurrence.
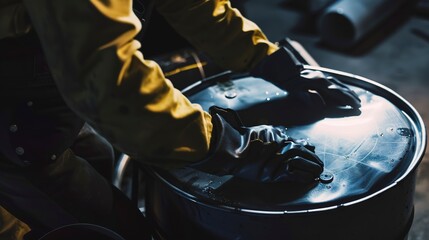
[0,0,278,168]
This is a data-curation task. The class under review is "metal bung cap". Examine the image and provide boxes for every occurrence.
[319,171,334,184]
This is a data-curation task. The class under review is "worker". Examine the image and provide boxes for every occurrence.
[0,0,360,239]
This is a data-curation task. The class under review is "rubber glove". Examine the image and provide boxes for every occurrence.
[250,47,361,110]
[191,106,323,183]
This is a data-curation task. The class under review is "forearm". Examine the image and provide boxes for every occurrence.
[22,0,213,168]
[155,0,279,72]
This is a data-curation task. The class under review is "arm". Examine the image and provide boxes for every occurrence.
[21,0,212,169]
[155,0,360,112]
[155,0,279,72]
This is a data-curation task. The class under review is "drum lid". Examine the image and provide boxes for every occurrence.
[153,66,426,213]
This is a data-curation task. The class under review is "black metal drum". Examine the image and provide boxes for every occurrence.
[144,66,426,240]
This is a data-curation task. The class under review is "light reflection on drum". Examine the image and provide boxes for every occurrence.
[145,67,426,240]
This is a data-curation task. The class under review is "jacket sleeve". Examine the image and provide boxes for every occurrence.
[155,0,279,72]
[21,0,212,169]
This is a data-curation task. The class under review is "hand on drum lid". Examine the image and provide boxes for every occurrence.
[250,47,361,112]
[190,106,324,183]
[295,70,361,111]
[274,141,324,183]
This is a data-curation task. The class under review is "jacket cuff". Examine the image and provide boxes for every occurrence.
[250,46,304,84]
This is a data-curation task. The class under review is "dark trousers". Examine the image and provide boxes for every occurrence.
[0,33,150,240]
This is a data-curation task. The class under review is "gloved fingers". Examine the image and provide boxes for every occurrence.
[287,155,323,175]
[268,155,317,183]
[285,71,328,90]
[300,69,326,80]
[240,141,323,183]
[262,153,292,182]
[263,127,288,142]
[329,86,361,106]
[291,138,315,152]
[317,87,361,109]
[281,143,323,167]
[324,106,362,118]
[298,71,361,109]
[274,126,288,137]
[252,128,275,142]
[272,155,324,183]
[325,75,350,89]
[284,168,319,183]
[249,126,289,143]
[325,76,361,105]
[299,77,331,90]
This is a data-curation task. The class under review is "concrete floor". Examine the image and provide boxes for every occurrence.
[240,0,429,238]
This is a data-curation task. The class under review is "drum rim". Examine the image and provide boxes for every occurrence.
[150,66,427,215]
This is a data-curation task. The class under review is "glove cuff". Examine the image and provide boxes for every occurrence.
[250,47,304,85]
[189,106,244,175]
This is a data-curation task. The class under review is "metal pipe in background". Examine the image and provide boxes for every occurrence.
[318,0,409,49]
[306,0,338,13]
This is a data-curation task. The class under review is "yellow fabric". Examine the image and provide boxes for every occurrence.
[155,0,279,71]
[0,0,279,168]
[0,206,30,240]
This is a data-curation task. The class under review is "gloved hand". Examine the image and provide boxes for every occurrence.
[250,47,361,111]
[191,106,323,183]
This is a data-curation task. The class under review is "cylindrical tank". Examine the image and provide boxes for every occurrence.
[144,66,426,240]
[318,0,410,49]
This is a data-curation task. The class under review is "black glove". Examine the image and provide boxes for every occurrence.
[250,47,361,111]
[191,106,323,183]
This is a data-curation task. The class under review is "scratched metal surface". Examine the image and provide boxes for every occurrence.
[157,68,425,212]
